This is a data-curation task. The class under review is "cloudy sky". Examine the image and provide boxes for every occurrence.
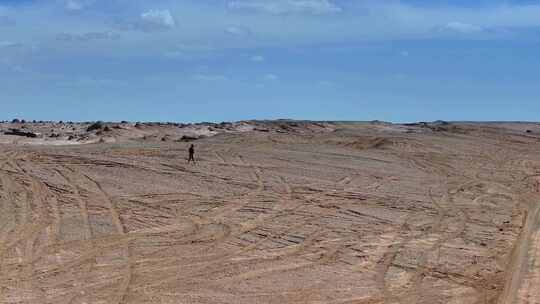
[0,0,539,122]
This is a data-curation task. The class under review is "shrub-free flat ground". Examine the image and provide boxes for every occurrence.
[1,121,540,303]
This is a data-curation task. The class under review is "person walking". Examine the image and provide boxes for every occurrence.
[188,144,196,164]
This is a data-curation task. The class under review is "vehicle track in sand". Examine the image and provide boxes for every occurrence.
[394,186,483,304]
[53,166,100,304]
[497,158,540,304]
[373,139,523,304]
[18,162,59,303]
[0,152,54,303]
[132,158,363,296]
[2,123,539,303]
[82,172,132,304]
[54,168,93,241]
[497,200,540,304]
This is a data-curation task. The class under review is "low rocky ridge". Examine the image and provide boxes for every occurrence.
[1,120,539,146]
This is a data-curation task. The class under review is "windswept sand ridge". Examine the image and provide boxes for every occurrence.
[1,121,540,303]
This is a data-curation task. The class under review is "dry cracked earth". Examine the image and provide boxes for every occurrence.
[1,121,540,304]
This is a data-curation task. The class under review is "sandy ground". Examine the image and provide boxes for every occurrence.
[1,121,540,303]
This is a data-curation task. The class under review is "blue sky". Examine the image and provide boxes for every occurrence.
[0,0,539,122]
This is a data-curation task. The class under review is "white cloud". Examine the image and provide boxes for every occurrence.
[114,9,177,32]
[228,0,342,15]
[264,73,278,81]
[2,1,540,63]
[140,9,176,29]
[442,22,484,34]
[192,74,228,81]
[251,55,265,62]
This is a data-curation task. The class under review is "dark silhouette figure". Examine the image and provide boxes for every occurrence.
[188,144,196,164]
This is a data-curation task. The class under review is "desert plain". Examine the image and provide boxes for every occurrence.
[1,120,540,304]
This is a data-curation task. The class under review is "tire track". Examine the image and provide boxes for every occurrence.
[133,171,331,291]
[0,153,50,302]
[54,168,93,240]
[53,167,99,303]
[214,151,227,164]
[17,161,54,303]
[82,173,132,304]
[497,194,540,304]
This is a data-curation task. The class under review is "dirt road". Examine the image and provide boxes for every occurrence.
[1,121,539,303]
[498,162,540,304]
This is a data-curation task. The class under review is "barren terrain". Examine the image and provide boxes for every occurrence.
[1,120,540,303]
